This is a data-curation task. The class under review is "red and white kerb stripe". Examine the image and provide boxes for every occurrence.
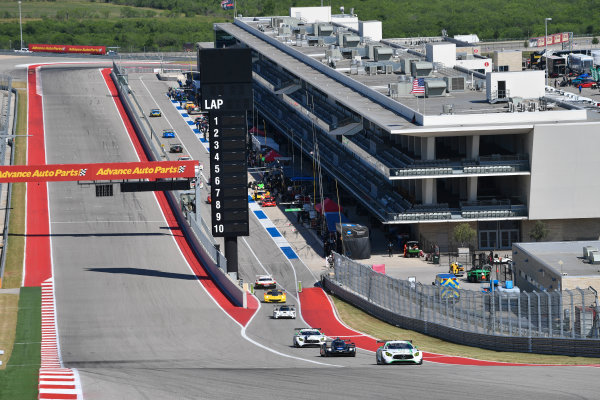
[39,278,83,400]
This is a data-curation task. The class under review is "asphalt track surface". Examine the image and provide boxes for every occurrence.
[2,56,599,399]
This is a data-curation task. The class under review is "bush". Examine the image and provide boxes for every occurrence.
[529,221,549,242]
[453,223,476,248]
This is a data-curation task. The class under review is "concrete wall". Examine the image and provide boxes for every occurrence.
[512,245,562,291]
[455,58,492,73]
[492,50,522,72]
[416,221,477,252]
[421,109,585,127]
[522,219,600,242]
[486,70,545,99]
[359,20,382,42]
[528,122,600,219]
[290,6,331,23]
[426,43,456,67]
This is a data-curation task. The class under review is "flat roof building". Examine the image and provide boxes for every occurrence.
[209,6,600,251]
[512,241,600,292]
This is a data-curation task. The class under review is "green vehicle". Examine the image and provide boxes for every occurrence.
[404,241,421,258]
[467,264,492,283]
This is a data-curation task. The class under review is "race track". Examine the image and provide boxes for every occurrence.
[1,56,598,399]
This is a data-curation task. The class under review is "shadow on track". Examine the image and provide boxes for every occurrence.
[86,267,208,281]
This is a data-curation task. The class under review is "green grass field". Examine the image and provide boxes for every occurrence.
[0,287,41,400]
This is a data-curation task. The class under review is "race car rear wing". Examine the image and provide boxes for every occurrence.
[377,339,413,343]
[294,327,321,330]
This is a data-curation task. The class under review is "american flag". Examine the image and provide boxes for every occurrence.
[411,78,425,94]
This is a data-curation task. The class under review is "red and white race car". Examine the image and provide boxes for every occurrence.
[254,275,276,289]
[261,196,277,207]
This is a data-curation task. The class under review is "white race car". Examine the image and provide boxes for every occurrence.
[376,340,423,365]
[293,328,327,348]
[255,275,276,289]
[273,305,296,319]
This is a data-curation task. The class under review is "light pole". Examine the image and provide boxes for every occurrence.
[18,1,23,50]
[545,17,552,86]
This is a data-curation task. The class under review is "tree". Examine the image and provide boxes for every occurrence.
[529,221,549,242]
[453,223,476,248]
[593,37,599,45]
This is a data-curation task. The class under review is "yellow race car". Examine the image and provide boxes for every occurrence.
[263,289,286,303]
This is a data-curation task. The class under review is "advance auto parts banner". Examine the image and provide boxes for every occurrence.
[28,44,106,55]
[0,161,198,183]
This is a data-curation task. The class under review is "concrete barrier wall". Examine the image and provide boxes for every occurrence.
[322,276,600,357]
[110,70,246,307]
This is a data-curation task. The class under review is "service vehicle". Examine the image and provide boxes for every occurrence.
[320,338,357,357]
[254,275,276,289]
[273,305,296,319]
[15,48,32,53]
[293,328,327,348]
[149,109,162,117]
[376,340,423,365]
[261,196,277,207]
[162,129,176,138]
[467,264,492,283]
[169,143,183,153]
[404,241,421,258]
[263,289,286,303]
[449,262,465,277]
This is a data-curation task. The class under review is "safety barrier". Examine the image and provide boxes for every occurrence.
[323,252,600,357]
[110,65,246,307]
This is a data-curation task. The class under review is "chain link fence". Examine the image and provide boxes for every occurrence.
[329,252,600,340]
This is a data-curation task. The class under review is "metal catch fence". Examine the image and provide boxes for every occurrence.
[331,253,600,340]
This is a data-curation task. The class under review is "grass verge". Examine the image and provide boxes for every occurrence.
[0,287,40,400]
[330,294,600,365]
[0,294,19,370]
[2,85,26,289]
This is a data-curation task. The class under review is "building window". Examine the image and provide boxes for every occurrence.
[498,65,509,72]
[478,221,520,250]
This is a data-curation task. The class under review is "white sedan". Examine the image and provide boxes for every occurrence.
[376,340,423,365]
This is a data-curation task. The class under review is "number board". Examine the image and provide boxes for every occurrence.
[199,48,252,237]
[209,112,249,237]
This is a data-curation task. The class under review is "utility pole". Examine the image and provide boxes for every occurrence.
[19,1,24,50]
[545,17,552,86]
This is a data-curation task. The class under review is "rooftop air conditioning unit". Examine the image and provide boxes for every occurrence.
[589,251,600,265]
[583,246,598,258]
[442,104,454,114]
[444,76,465,92]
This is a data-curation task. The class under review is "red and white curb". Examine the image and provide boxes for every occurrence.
[39,278,83,400]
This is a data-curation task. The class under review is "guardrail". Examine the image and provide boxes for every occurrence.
[110,64,246,308]
[0,76,13,286]
[324,252,600,357]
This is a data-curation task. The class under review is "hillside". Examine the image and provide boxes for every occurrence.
[0,0,597,52]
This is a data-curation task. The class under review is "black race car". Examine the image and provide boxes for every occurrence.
[320,337,356,357]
